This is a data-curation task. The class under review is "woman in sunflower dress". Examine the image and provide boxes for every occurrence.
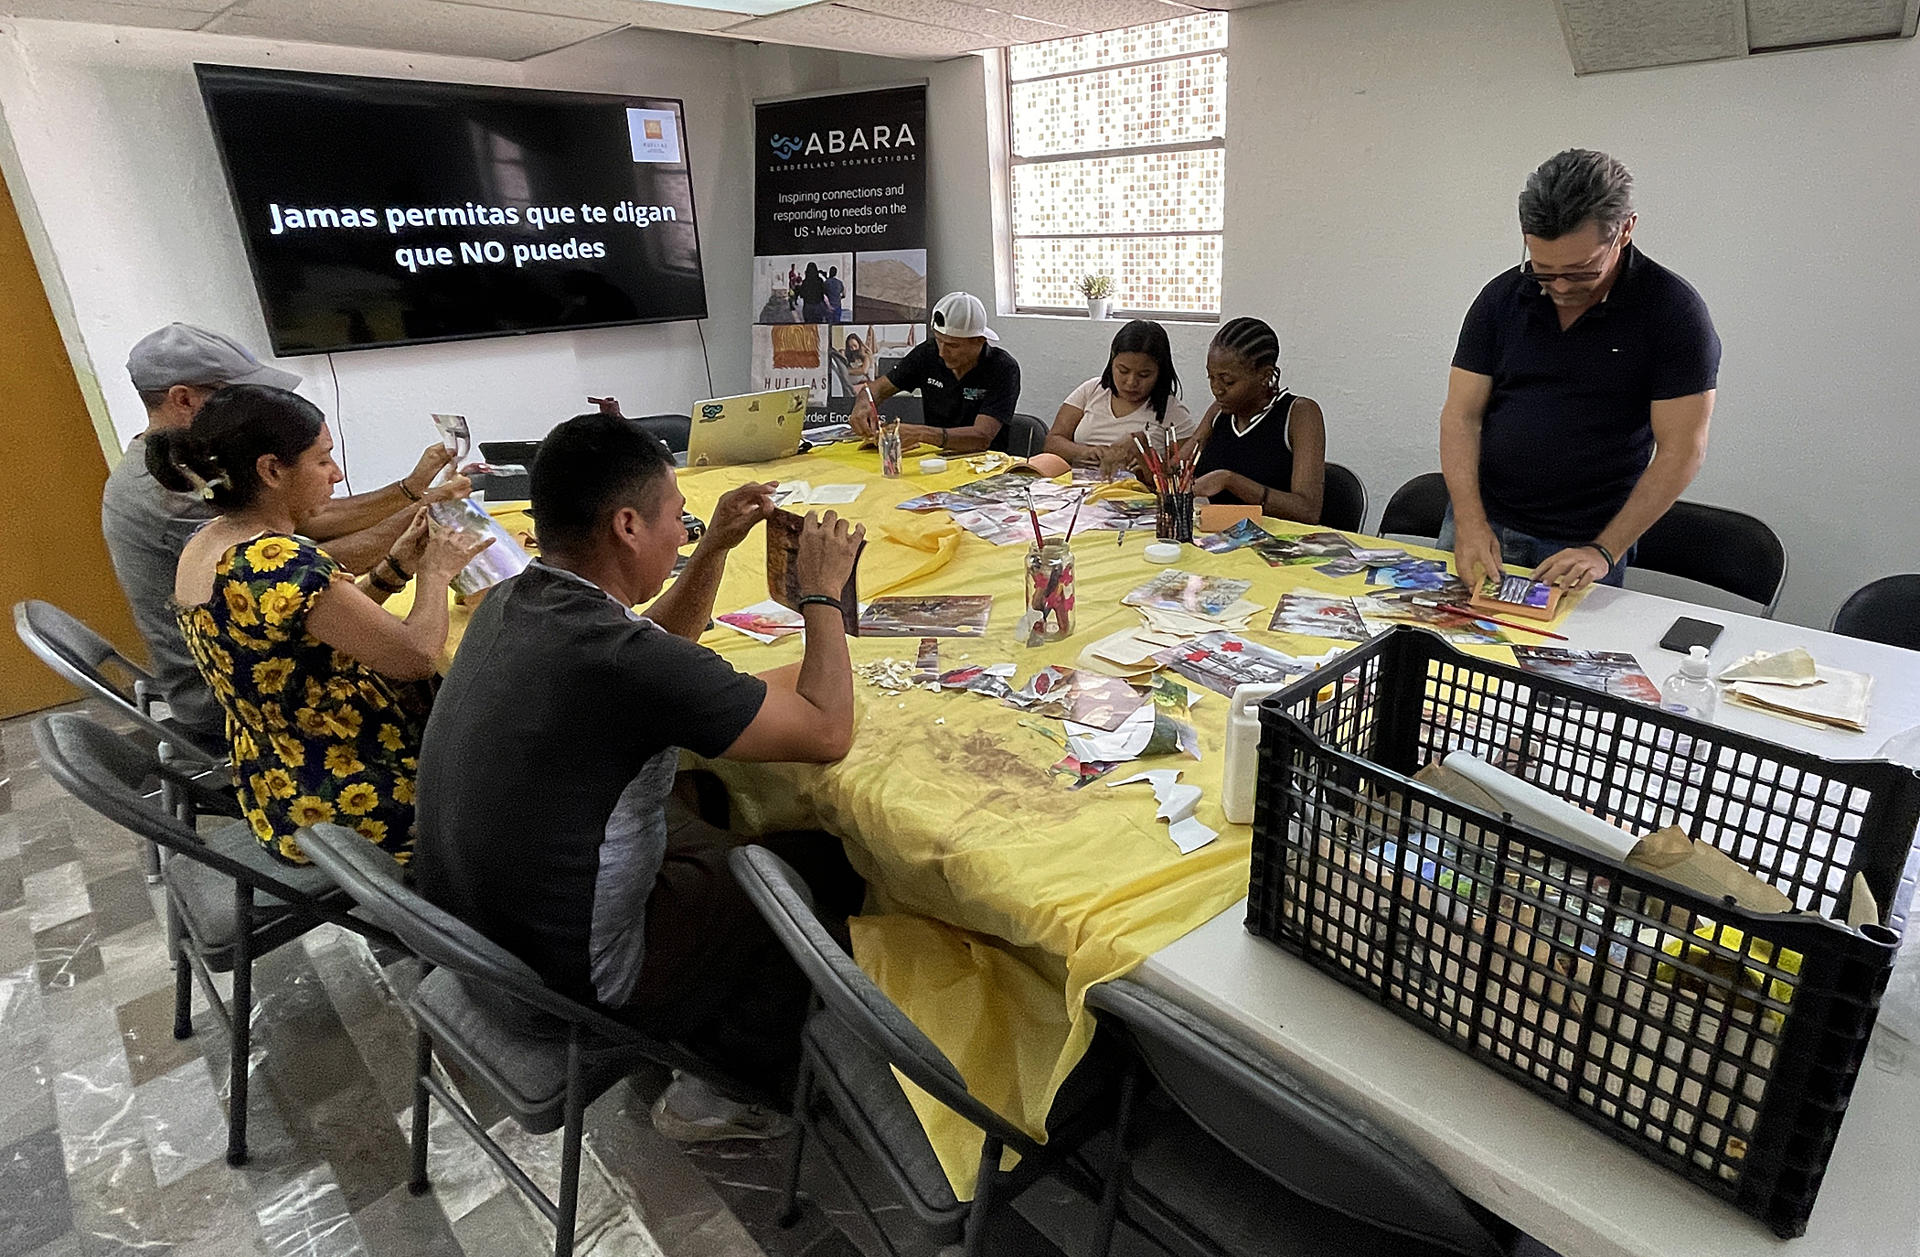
[152,385,491,863]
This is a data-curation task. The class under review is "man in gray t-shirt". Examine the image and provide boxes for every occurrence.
[102,323,469,740]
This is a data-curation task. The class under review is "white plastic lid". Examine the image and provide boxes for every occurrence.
[1681,645,1711,678]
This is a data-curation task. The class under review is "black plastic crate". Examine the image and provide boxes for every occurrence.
[1247,628,1920,1238]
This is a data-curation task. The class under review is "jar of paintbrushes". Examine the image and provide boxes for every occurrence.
[1134,427,1198,543]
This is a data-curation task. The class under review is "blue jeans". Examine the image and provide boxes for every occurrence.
[1439,507,1631,588]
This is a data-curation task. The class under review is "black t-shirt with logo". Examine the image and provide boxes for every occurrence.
[886,341,1022,430]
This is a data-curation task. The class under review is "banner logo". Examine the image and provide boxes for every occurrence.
[770,126,917,161]
[769,133,805,161]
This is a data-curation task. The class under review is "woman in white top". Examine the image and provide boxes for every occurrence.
[1044,319,1193,474]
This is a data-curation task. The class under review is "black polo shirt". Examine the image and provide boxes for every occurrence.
[886,341,1021,431]
[1453,244,1720,540]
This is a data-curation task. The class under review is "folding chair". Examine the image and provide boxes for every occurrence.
[297,821,765,1257]
[33,712,388,1165]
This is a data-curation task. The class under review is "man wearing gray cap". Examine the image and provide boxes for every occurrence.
[101,323,467,741]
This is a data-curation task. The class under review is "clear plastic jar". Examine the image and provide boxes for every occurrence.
[879,416,903,478]
[1022,540,1075,645]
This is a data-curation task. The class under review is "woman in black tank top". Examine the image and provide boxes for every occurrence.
[1187,317,1327,524]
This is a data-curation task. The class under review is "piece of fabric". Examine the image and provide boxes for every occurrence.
[1452,244,1721,540]
[886,341,1022,431]
[1193,392,1299,507]
[1061,377,1196,447]
[414,561,768,1007]
[100,434,222,737]
[175,534,428,863]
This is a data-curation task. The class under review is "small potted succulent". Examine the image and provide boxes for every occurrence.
[1076,273,1114,320]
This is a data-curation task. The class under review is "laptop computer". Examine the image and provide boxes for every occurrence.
[685,387,809,467]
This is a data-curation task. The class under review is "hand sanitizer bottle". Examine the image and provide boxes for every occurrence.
[1661,645,1718,721]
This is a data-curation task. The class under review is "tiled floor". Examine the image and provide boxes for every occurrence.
[0,703,1141,1257]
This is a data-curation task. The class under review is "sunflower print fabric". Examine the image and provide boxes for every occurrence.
[176,533,430,865]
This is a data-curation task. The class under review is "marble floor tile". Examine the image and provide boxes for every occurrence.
[253,1164,368,1257]
[283,1078,411,1214]
[115,982,204,1088]
[0,968,49,1062]
[133,1056,229,1188]
[393,1102,510,1226]
[0,1127,74,1255]
[0,857,23,915]
[347,1183,465,1257]
[0,1060,55,1160]
[30,918,103,994]
[446,1188,555,1257]
[50,1047,138,1176]
[83,868,155,940]
[21,862,89,935]
[38,980,121,1076]
[96,918,177,1011]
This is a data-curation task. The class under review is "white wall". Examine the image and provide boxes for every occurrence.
[913,0,1920,628]
[0,19,914,490]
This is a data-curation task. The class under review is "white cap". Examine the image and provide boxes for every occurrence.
[1682,645,1711,678]
[929,291,997,343]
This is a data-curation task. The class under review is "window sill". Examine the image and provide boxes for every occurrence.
[1003,310,1220,326]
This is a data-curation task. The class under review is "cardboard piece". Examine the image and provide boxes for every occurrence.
[1197,503,1264,533]
[1625,826,1796,915]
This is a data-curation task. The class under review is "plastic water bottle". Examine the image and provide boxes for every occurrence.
[1222,683,1290,825]
[1660,645,1719,721]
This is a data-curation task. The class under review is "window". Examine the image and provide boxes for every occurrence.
[1005,13,1228,319]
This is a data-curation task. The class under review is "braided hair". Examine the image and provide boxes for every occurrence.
[1210,317,1280,373]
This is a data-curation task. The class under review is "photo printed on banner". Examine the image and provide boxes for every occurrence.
[854,249,927,323]
[830,323,921,405]
[754,252,855,324]
[751,324,829,411]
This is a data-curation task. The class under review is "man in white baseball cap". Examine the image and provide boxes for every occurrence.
[847,291,1022,455]
[101,323,468,741]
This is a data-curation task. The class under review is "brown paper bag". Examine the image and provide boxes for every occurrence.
[1626,827,1795,915]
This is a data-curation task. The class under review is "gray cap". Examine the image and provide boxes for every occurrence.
[126,323,301,393]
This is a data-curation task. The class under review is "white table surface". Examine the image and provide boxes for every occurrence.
[1135,586,1920,1257]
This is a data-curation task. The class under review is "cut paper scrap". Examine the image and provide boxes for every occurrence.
[1064,704,1156,763]
[1107,769,1217,854]
[715,599,804,643]
[1719,647,1820,686]
[772,481,865,507]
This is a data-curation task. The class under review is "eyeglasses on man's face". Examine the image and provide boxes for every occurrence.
[1519,235,1621,287]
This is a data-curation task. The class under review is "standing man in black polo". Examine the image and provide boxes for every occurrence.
[1440,149,1721,591]
[847,291,1021,454]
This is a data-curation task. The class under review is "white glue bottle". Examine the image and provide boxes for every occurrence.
[1660,645,1719,721]
[1223,683,1290,825]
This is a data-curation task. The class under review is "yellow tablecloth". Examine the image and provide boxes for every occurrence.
[409,446,1549,1195]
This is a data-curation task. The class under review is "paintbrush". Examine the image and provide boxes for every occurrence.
[1437,603,1569,641]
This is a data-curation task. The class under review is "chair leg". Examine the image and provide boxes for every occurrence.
[225,882,253,1167]
[553,1031,587,1257]
[960,1134,1005,1257]
[168,898,193,1040]
[408,1028,433,1194]
[776,1059,813,1227]
[1087,1061,1141,1257]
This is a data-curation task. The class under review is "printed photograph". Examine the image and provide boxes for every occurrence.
[854,249,928,322]
[830,323,920,400]
[858,596,994,637]
[1152,632,1315,698]
[1269,593,1369,642]
[754,252,855,324]
[751,324,829,410]
[1512,647,1662,703]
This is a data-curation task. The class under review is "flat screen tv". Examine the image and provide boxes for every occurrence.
[195,65,708,355]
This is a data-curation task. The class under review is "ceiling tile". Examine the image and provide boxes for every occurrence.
[831,0,1077,43]
[204,0,623,59]
[0,0,219,23]
[1556,0,1745,72]
[1745,0,1907,47]
[724,2,979,55]
[434,0,743,32]
[974,0,1201,31]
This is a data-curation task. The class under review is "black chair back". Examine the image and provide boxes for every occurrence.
[1321,462,1367,532]
[13,600,222,762]
[631,414,692,454]
[1832,574,1920,650]
[994,412,1049,459]
[1379,472,1449,539]
[729,846,1038,1154]
[1632,499,1787,615]
[1088,981,1505,1257]
[33,713,325,902]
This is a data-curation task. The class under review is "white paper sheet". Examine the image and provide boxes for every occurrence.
[1109,769,1218,853]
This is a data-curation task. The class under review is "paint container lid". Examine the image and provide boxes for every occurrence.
[919,457,949,474]
[1144,542,1182,563]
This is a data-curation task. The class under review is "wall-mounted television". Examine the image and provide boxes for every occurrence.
[195,65,708,356]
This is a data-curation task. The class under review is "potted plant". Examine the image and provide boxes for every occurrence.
[1076,273,1114,320]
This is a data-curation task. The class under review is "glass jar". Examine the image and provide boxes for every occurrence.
[1156,490,1194,543]
[1022,540,1075,645]
[879,416,903,478]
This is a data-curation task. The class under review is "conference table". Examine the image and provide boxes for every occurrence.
[437,441,1918,1248]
